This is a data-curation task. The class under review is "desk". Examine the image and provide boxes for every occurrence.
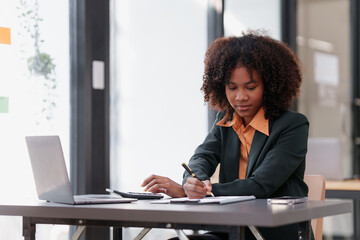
[0,199,352,240]
[326,179,360,240]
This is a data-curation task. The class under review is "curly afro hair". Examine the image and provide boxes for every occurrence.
[201,31,302,122]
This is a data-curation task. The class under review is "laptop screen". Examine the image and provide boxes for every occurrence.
[25,136,75,204]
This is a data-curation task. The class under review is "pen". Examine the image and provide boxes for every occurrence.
[181,162,215,197]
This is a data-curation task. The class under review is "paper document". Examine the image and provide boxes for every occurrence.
[151,195,255,205]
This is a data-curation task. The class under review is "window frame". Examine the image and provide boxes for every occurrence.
[69,0,110,238]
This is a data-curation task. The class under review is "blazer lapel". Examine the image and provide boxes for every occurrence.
[245,131,268,178]
[226,129,241,181]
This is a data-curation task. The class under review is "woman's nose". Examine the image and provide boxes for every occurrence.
[235,89,247,101]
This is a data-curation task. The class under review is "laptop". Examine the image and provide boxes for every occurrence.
[25,135,137,205]
[305,137,344,180]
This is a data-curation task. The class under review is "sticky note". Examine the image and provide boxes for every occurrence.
[0,97,9,113]
[0,27,11,45]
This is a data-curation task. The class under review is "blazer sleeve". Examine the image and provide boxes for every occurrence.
[182,111,224,185]
[212,112,309,198]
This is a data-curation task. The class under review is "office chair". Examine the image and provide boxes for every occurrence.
[304,174,326,240]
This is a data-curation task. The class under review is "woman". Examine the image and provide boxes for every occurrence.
[142,31,310,240]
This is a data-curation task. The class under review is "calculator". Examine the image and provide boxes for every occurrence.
[106,188,164,199]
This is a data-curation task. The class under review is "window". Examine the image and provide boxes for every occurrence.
[110,0,207,238]
[0,0,69,239]
[224,0,281,39]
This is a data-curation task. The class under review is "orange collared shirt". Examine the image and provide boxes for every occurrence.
[216,108,269,179]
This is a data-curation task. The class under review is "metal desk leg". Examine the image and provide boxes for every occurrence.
[23,217,35,240]
[228,226,245,240]
[354,199,360,240]
[134,228,152,240]
[249,226,265,240]
[72,226,86,240]
[298,220,311,240]
[113,227,123,240]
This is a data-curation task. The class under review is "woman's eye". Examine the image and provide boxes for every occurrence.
[247,86,256,90]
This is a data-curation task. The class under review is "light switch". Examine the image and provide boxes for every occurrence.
[92,60,105,90]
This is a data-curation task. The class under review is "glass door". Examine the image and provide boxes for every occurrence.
[297,0,352,178]
[296,0,353,238]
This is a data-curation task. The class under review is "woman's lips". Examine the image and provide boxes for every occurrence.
[235,105,251,111]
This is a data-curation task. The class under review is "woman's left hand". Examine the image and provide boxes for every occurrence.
[141,174,186,198]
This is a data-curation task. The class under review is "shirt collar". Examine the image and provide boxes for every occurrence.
[216,108,269,136]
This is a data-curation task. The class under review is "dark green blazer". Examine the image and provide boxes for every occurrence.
[183,110,311,240]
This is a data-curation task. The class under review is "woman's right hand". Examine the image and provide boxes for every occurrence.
[141,174,186,198]
[183,177,212,199]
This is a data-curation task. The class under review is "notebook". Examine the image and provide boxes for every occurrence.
[151,196,256,205]
[25,135,137,205]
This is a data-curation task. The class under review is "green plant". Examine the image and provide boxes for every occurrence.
[17,0,57,124]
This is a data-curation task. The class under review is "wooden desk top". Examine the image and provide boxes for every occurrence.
[326,179,360,191]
